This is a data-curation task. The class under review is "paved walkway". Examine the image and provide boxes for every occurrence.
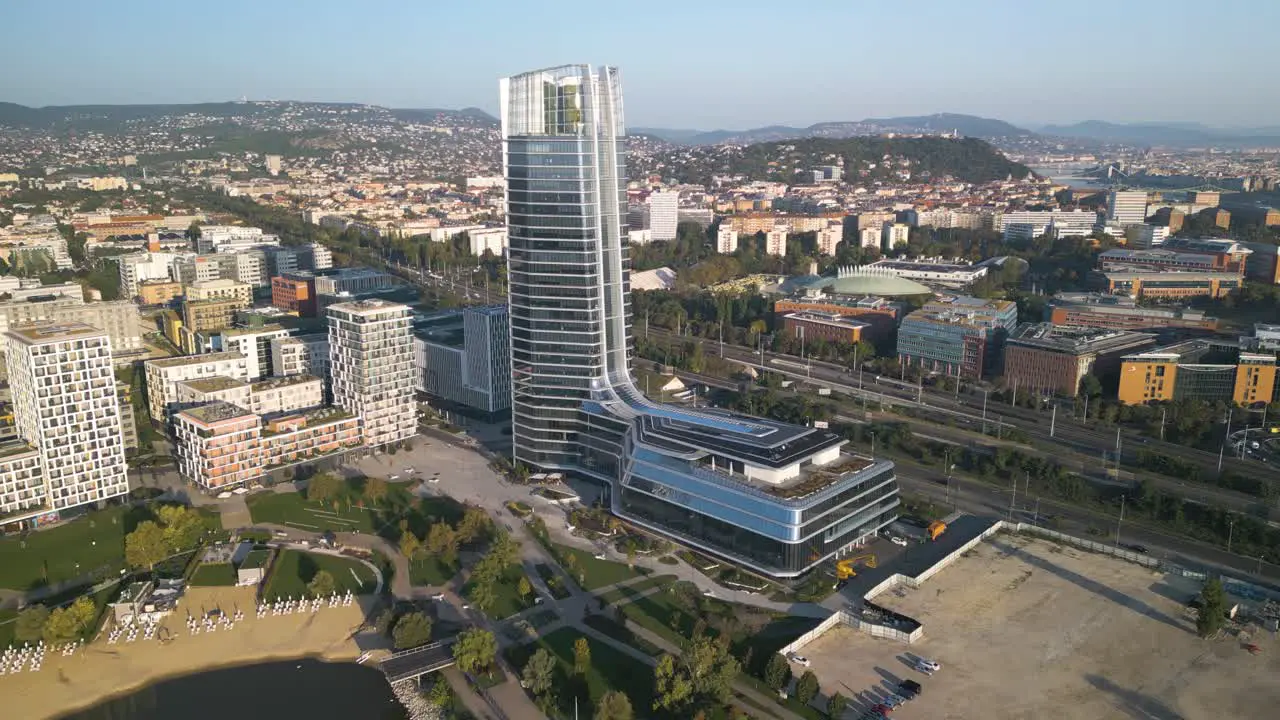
[441,667,497,719]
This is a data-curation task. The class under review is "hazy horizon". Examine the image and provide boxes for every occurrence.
[3,0,1278,129]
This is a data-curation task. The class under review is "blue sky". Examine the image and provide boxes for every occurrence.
[3,0,1278,129]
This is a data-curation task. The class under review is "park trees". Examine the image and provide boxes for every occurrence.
[517,575,533,602]
[827,692,848,718]
[306,473,343,504]
[14,604,50,643]
[795,670,820,705]
[652,654,693,712]
[399,529,421,559]
[307,570,336,597]
[465,577,498,613]
[42,596,97,644]
[1196,577,1227,638]
[594,690,634,720]
[452,627,498,676]
[763,653,792,694]
[155,504,204,553]
[362,477,389,506]
[455,506,492,544]
[124,521,169,571]
[573,636,592,676]
[521,647,556,699]
[426,523,460,566]
[654,635,739,713]
[392,611,433,650]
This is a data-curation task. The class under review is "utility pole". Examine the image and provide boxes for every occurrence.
[718,322,724,358]
[1049,404,1057,438]
[1114,427,1122,475]
[1160,408,1167,442]
[1115,495,1125,548]
[1082,394,1090,422]
[982,389,989,435]
[1228,516,1235,554]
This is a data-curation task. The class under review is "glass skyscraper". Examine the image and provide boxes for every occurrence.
[501,65,900,578]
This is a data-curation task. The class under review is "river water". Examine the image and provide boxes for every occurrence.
[61,659,407,720]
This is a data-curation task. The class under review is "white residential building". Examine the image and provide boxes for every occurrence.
[271,334,330,382]
[119,252,181,299]
[230,250,268,288]
[144,351,250,421]
[5,322,129,519]
[859,226,882,250]
[648,191,679,243]
[308,243,333,270]
[1108,190,1149,227]
[766,226,788,256]
[816,225,842,256]
[218,325,292,381]
[467,228,507,256]
[328,300,416,447]
[249,375,324,415]
[882,222,910,250]
[716,227,738,254]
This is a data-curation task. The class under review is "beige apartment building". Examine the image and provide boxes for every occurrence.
[138,280,184,306]
[186,279,252,304]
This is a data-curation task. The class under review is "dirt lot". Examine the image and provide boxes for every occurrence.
[801,534,1280,720]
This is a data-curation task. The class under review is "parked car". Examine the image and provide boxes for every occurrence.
[389,474,400,481]
[871,703,894,714]
[430,593,445,601]
[1122,543,1149,554]
[898,679,922,698]
[890,536,908,547]
[787,653,810,667]
[916,658,941,674]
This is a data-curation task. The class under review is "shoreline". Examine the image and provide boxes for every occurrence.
[7,586,387,720]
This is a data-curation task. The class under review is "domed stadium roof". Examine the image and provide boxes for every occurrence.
[782,270,932,297]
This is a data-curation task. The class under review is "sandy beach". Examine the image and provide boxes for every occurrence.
[5,586,383,720]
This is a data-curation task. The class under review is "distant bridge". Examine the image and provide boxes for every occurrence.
[381,638,456,684]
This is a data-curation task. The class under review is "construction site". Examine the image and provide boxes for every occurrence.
[802,532,1280,720]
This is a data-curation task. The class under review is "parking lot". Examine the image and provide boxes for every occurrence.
[801,534,1280,720]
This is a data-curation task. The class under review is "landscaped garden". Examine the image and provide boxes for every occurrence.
[408,555,457,587]
[505,627,654,719]
[262,549,378,600]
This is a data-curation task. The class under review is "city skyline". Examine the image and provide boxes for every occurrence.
[4,0,1280,128]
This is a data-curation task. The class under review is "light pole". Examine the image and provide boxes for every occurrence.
[982,389,989,435]
[1115,495,1126,548]
[1228,517,1235,555]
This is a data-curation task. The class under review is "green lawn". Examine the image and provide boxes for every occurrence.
[0,608,17,648]
[189,562,237,586]
[0,506,135,591]
[595,574,677,605]
[582,613,663,656]
[552,543,648,591]
[246,492,377,533]
[504,627,654,718]
[262,549,378,600]
[247,485,462,544]
[409,555,457,587]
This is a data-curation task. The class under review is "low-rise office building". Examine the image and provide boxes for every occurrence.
[774,293,903,344]
[1095,270,1241,300]
[1002,323,1156,397]
[781,311,869,345]
[1118,340,1277,406]
[1046,293,1219,331]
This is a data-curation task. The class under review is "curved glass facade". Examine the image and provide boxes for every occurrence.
[502,65,899,578]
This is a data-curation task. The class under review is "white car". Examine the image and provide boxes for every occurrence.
[430,593,445,601]
[404,467,416,474]
[787,653,811,667]
[389,474,400,481]
[916,658,941,674]
[428,476,440,483]
[891,536,909,547]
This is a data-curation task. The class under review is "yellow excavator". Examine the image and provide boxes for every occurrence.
[834,554,877,587]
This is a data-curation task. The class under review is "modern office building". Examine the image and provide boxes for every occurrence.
[1118,340,1277,406]
[1241,242,1280,285]
[4,322,129,520]
[501,64,898,578]
[648,191,679,242]
[327,300,416,448]
[195,225,278,254]
[1095,270,1241,300]
[1098,245,1250,275]
[896,296,1018,380]
[1108,190,1149,226]
[1002,323,1156,397]
[1130,224,1170,249]
[271,273,317,316]
[774,293,903,344]
[313,268,396,296]
[413,305,512,418]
